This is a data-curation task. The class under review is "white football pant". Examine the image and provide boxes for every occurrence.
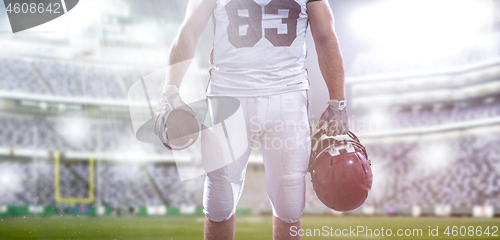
[202,90,311,223]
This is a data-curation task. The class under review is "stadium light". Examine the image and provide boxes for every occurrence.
[0,169,21,193]
[419,142,455,172]
[365,108,393,131]
[56,117,90,145]
[350,0,493,63]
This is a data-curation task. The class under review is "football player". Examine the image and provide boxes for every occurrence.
[153,0,348,239]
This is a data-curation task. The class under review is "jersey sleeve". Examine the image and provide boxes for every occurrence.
[307,0,321,2]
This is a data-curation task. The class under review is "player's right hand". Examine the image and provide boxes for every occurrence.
[316,100,349,136]
[153,85,196,144]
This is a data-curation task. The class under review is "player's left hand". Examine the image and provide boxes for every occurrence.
[316,100,349,136]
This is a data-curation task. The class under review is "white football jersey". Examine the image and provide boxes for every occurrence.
[207,0,319,97]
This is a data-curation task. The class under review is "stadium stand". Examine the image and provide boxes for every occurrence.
[147,165,204,206]
[0,115,169,154]
[0,59,46,94]
[363,134,500,208]
[355,102,500,132]
[98,164,163,207]
[0,55,498,215]
[0,57,153,99]
[0,161,194,207]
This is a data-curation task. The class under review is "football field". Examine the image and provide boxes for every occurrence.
[0,216,499,240]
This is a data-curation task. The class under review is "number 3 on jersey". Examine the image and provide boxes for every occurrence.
[225,0,301,48]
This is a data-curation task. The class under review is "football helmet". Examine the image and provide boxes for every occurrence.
[308,130,373,211]
[153,85,197,150]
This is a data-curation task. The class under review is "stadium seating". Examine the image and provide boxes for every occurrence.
[356,103,500,132]
[362,134,500,208]
[0,116,169,154]
[0,55,499,212]
[0,57,152,99]
[0,161,188,207]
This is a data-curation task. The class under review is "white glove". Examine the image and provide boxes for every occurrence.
[316,99,349,136]
[153,85,196,146]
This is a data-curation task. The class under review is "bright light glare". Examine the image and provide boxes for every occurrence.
[56,117,90,145]
[368,161,383,196]
[418,142,455,172]
[22,0,129,41]
[351,0,493,62]
[0,168,21,194]
[366,108,393,131]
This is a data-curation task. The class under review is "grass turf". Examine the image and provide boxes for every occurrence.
[0,216,499,239]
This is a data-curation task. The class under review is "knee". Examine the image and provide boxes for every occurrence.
[269,174,306,224]
[273,208,304,224]
[203,174,239,222]
[203,202,236,222]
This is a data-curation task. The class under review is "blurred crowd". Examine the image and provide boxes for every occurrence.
[0,57,151,99]
[0,161,203,207]
[364,134,500,207]
[0,56,498,210]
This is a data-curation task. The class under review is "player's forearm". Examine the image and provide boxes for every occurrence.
[168,15,207,66]
[163,0,215,90]
[316,37,346,101]
[163,27,199,89]
[308,0,346,101]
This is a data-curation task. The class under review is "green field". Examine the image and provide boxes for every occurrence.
[0,216,499,240]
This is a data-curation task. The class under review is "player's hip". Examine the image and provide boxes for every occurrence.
[206,69,309,98]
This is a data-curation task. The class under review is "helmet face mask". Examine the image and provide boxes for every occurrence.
[309,130,373,212]
[319,141,355,158]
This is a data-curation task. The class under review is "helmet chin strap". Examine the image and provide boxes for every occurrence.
[169,138,195,150]
[162,128,195,150]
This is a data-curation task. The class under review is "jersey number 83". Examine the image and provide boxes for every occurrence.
[225,0,301,48]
